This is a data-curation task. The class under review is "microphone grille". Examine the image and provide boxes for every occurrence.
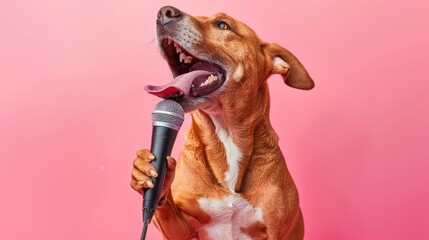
[152,100,185,131]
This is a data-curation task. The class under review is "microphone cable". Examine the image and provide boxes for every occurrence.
[141,223,148,240]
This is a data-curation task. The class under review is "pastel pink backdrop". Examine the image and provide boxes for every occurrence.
[1,0,428,239]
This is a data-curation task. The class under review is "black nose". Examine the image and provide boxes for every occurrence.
[157,6,182,25]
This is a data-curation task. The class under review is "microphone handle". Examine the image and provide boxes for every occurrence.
[143,126,178,224]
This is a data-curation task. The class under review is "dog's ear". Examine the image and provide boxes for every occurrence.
[263,43,314,90]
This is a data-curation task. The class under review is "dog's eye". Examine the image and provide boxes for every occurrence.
[216,21,231,30]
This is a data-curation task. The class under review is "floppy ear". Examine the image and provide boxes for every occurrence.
[263,43,314,90]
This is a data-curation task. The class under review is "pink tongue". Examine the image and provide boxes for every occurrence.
[144,70,211,98]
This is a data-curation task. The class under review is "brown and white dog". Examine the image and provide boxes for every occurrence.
[131,6,314,240]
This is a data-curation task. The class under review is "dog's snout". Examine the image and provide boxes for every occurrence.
[157,6,183,25]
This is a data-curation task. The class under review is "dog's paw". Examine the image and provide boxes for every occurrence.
[130,149,177,196]
[130,149,158,195]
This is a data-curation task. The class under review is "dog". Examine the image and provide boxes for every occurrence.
[131,6,314,239]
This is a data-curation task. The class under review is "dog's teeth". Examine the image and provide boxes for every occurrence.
[207,74,218,83]
[174,42,182,53]
[199,75,219,87]
[179,52,191,63]
[173,43,192,63]
[174,43,182,53]
[184,56,192,64]
[167,37,172,45]
[170,92,184,98]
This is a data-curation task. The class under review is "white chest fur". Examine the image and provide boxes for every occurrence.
[197,194,264,239]
[210,115,242,191]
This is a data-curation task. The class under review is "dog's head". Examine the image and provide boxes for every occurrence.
[145,6,314,113]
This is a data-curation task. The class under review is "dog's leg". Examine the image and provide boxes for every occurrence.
[153,189,198,240]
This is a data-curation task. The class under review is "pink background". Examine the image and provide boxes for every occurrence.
[1,0,428,239]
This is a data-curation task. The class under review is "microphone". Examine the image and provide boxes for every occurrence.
[141,100,184,240]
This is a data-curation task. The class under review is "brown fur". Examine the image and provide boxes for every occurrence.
[131,6,314,239]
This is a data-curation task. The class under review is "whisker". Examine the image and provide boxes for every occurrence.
[144,38,156,47]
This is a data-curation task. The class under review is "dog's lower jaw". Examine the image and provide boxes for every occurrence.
[174,94,223,113]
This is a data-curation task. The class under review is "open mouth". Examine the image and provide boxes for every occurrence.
[144,37,226,100]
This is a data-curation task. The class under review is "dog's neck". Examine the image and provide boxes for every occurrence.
[184,83,279,192]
